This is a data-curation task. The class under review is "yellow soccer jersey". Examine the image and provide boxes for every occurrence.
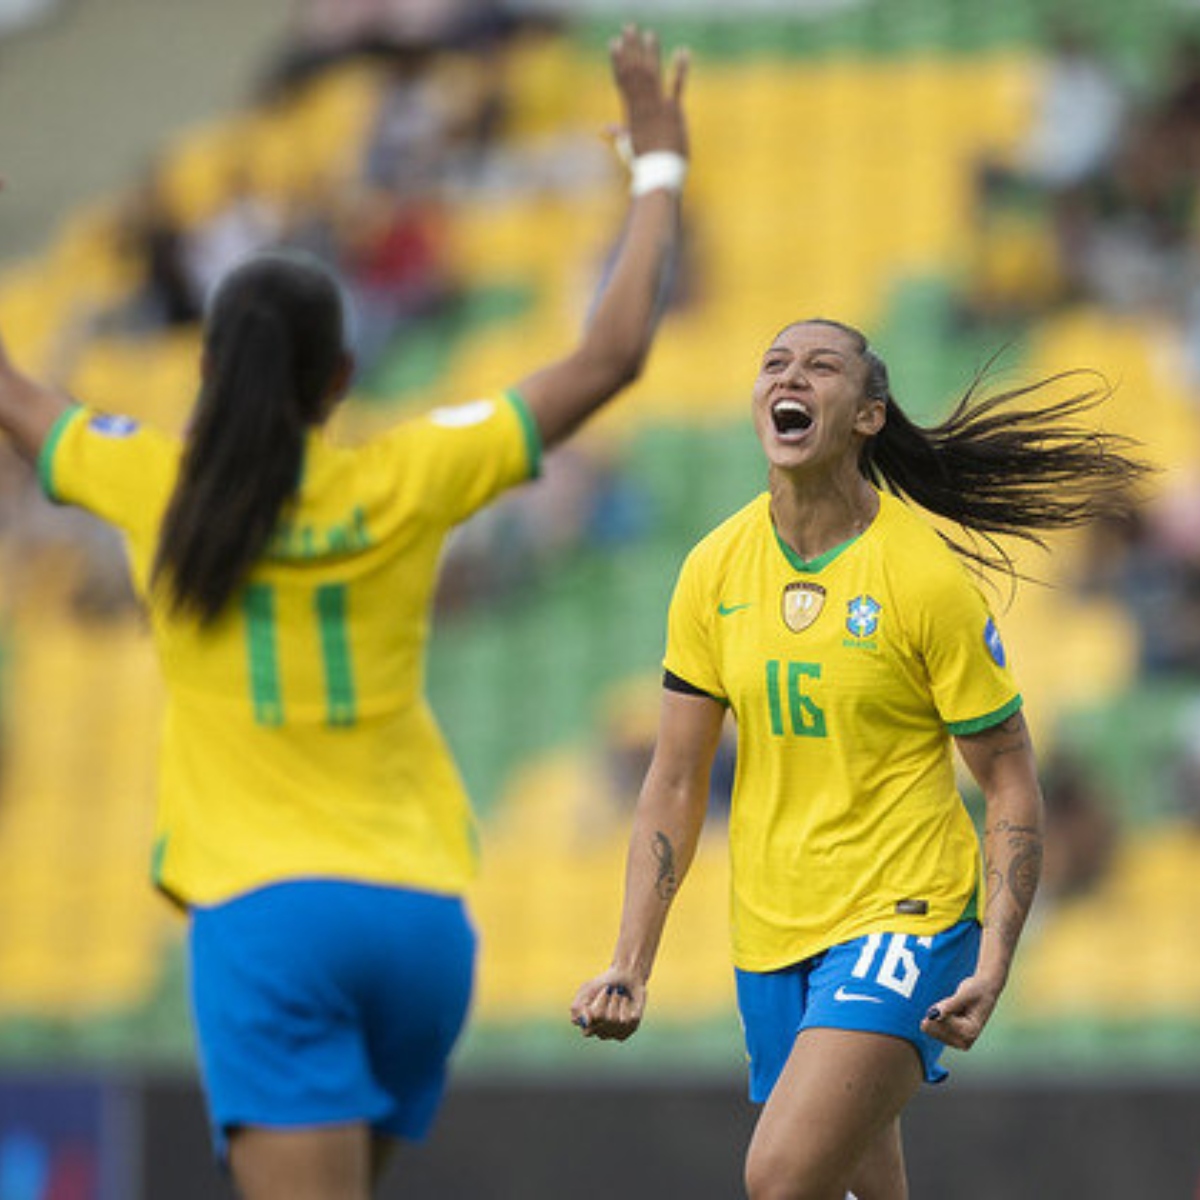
[39,393,540,906]
[665,490,1021,973]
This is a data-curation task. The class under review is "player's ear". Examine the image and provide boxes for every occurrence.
[855,396,886,437]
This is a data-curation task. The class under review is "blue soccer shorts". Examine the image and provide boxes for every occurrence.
[188,879,476,1161]
[735,919,981,1103]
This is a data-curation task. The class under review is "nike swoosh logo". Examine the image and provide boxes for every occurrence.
[834,986,884,1004]
[717,603,752,617]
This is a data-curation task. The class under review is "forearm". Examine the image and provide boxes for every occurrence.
[516,27,688,449]
[0,353,69,463]
[576,188,681,390]
[517,186,681,447]
[609,768,706,983]
[977,781,1044,989]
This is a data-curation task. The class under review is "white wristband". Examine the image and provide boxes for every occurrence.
[630,151,688,197]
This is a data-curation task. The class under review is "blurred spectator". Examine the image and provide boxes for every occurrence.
[960,23,1129,325]
[341,185,456,373]
[262,0,518,95]
[1078,477,1200,676]
[361,49,449,191]
[105,167,203,333]
[1013,22,1128,193]
[1039,751,1119,903]
[435,443,652,615]
[183,168,283,306]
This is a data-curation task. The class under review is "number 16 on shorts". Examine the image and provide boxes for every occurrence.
[849,932,934,999]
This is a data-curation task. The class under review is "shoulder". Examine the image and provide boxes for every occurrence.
[876,494,978,592]
[361,390,539,471]
[41,406,179,498]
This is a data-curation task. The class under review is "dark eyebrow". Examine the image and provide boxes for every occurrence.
[764,345,849,360]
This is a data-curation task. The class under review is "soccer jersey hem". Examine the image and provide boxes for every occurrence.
[946,693,1023,736]
[504,387,543,479]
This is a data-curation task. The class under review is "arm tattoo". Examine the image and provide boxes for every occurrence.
[651,831,678,902]
[983,715,1032,761]
[983,820,1044,952]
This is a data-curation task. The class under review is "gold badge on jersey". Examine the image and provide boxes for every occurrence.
[782,582,826,632]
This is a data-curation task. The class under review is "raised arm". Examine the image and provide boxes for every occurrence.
[0,331,71,463]
[516,25,689,451]
[570,687,725,1040]
[922,711,1045,1050]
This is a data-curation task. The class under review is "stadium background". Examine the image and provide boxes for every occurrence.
[1,0,1199,1195]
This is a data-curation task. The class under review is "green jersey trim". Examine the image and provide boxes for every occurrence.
[504,388,543,479]
[150,834,168,887]
[946,693,1023,737]
[37,404,85,503]
[959,878,980,923]
[773,525,863,574]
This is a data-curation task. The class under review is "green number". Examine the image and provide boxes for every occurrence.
[767,659,785,736]
[765,659,826,738]
[242,582,357,727]
[243,584,283,726]
[314,583,356,726]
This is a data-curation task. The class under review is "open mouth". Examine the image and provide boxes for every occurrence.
[771,399,814,438]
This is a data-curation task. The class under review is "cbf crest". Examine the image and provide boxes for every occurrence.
[782,582,826,633]
[846,595,882,639]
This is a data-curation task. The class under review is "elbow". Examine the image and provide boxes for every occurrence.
[609,350,647,393]
[586,341,648,399]
[580,311,658,386]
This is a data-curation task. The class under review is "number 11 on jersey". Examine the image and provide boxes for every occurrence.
[243,582,357,727]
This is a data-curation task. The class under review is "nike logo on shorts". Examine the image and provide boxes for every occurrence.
[833,986,884,1004]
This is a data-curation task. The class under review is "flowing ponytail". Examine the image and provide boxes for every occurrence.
[808,320,1152,577]
[153,251,347,623]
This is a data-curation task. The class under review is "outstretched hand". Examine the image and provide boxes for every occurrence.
[610,25,689,160]
[570,968,647,1042]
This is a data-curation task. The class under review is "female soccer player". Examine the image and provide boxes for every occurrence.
[572,318,1147,1200]
[0,26,687,1200]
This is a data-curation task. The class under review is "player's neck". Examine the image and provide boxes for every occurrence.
[768,469,879,563]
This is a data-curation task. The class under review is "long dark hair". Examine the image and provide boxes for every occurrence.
[805,319,1152,577]
[152,251,347,623]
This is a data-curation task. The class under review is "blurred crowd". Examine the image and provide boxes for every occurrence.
[955,16,1200,910]
[101,0,559,371]
[963,21,1200,329]
[3,1,1200,912]
[0,0,639,617]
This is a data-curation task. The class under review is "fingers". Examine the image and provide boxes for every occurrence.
[610,23,683,99]
[670,48,690,103]
[607,24,689,159]
[920,993,985,1050]
[570,979,643,1041]
[610,23,660,77]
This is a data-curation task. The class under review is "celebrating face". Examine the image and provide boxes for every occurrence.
[751,321,885,476]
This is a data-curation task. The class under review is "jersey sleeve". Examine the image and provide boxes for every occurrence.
[37,405,179,546]
[379,389,541,528]
[663,545,727,702]
[912,558,1022,735]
